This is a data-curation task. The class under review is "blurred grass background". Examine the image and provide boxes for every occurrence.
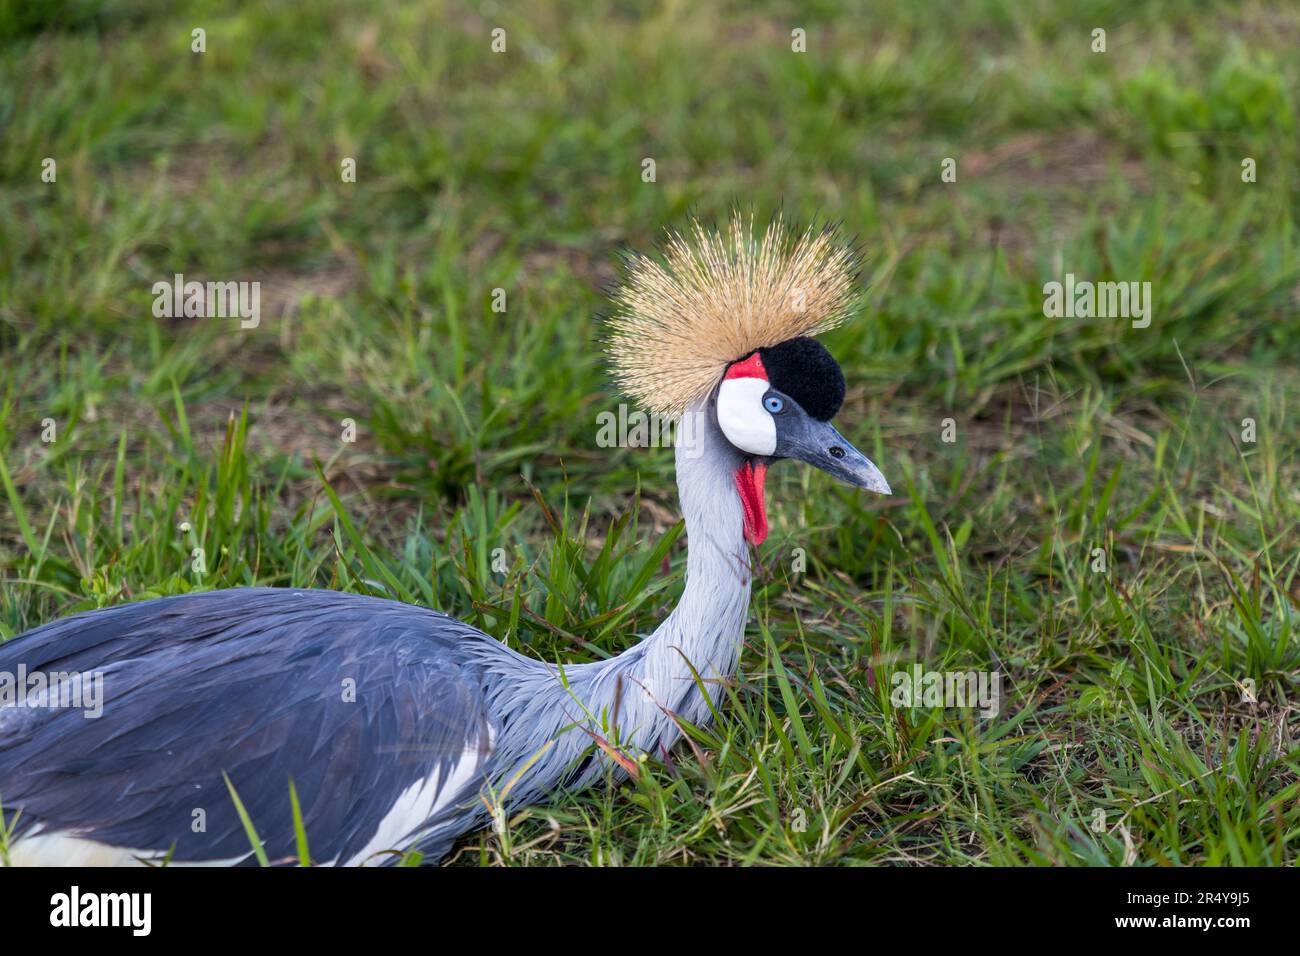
[1,0,1298,865]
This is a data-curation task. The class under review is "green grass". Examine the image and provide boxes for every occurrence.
[2,0,1298,866]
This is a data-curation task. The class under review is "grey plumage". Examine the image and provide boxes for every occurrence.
[0,398,753,865]
[0,589,493,864]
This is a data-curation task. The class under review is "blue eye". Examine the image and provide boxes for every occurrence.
[763,394,784,414]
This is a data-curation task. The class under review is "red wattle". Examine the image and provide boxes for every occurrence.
[733,460,768,546]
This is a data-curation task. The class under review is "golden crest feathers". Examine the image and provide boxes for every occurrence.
[606,214,858,419]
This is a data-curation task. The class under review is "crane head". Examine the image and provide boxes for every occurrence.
[606,213,887,545]
[715,336,889,546]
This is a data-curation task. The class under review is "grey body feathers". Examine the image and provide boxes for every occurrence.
[0,398,751,864]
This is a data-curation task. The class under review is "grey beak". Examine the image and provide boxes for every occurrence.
[776,417,891,495]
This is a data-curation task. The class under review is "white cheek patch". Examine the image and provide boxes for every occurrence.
[717,377,777,456]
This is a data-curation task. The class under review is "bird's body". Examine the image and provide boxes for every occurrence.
[0,215,890,865]
[1,409,754,865]
[2,588,497,865]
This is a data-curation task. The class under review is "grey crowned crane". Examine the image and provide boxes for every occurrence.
[0,216,890,866]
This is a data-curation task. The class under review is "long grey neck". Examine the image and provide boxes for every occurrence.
[473,396,754,800]
[583,396,753,746]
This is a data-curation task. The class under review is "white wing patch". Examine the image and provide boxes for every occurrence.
[343,736,491,867]
[8,828,250,867]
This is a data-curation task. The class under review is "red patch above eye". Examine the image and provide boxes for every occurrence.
[724,352,768,381]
